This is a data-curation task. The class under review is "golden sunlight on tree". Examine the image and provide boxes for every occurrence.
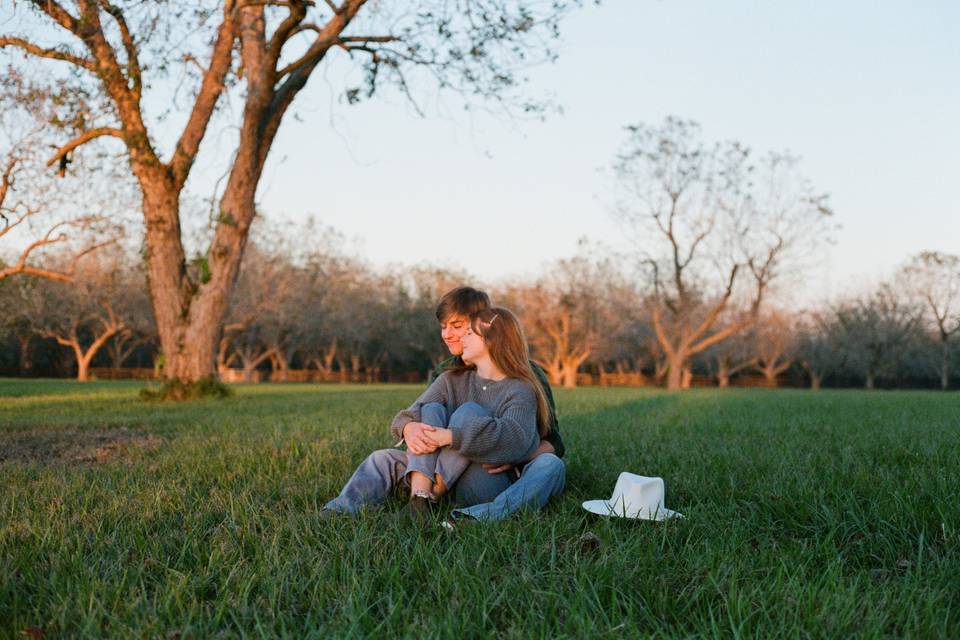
[610,117,834,389]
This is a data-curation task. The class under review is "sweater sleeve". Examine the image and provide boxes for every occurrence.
[448,382,540,464]
[531,360,565,458]
[390,374,450,443]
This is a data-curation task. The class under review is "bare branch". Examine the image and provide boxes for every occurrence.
[0,215,119,283]
[267,0,309,72]
[25,0,83,35]
[46,128,125,169]
[0,36,97,71]
[170,2,237,187]
[0,234,67,282]
[684,263,743,352]
[100,2,143,99]
[273,0,366,83]
[0,157,18,211]
[338,35,400,44]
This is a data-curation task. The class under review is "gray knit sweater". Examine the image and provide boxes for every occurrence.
[390,370,540,465]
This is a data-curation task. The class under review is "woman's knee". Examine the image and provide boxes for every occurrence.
[420,402,447,427]
[528,452,566,486]
[535,452,564,472]
[449,401,490,426]
[454,462,511,506]
[365,448,404,469]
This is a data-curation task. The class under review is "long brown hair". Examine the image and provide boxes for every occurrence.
[459,306,551,437]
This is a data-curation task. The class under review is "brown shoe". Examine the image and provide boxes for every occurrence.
[399,493,436,527]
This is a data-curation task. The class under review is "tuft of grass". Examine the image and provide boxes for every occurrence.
[139,377,233,402]
[1,381,958,638]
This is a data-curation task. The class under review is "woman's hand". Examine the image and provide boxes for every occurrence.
[482,463,514,475]
[404,422,440,455]
[422,427,453,448]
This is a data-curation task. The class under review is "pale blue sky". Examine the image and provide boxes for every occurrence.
[240,0,958,301]
[12,1,956,302]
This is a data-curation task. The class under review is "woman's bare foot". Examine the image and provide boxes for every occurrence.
[408,470,434,498]
[433,473,448,496]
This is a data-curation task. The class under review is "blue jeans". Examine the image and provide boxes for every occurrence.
[326,402,507,513]
[324,401,566,519]
[451,452,566,522]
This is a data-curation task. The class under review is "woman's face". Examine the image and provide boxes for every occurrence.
[460,324,489,364]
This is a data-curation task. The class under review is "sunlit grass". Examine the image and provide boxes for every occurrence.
[1,380,958,638]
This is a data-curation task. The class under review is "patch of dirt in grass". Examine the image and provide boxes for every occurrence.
[0,427,163,465]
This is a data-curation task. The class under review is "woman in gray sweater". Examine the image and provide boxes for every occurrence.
[325,307,552,519]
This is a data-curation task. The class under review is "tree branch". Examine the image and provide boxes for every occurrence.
[46,127,125,168]
[687,315,754,357]
[684,264,743,352]
[0,36,96,71]
[100,2,142,100]
[0,217,118,283]
[267,0,309,72]
[26,0,83,35]
[273,0,366,82]
[170,1,238,187]
[0,157,18,211]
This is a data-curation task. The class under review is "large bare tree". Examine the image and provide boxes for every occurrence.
[28,254,137,381]
[835,285,920,389]
[2,0,581,385]
[611,117,833,389]
[502,255,622,388]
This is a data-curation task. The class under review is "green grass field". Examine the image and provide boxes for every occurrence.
[1,380,958,639]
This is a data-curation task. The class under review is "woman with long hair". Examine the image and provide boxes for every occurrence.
[324,306,551,521]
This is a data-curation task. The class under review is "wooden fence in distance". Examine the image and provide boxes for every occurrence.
[78,368,784,387]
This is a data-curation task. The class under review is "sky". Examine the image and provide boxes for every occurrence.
[239,0,960,302]
[8,1,959,303]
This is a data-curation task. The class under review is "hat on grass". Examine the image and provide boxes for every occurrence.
[582,472,683,520]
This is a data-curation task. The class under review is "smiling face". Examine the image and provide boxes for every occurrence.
[459,323,489,365]
[439,314,470,356]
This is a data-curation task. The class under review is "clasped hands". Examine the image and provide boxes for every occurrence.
[402,421,450,454]
[402,421,513,475]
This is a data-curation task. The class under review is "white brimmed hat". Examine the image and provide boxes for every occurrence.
[582,472,683,520]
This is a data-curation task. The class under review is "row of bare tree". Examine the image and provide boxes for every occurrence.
[2,232,957,390]
[0,3,954,391]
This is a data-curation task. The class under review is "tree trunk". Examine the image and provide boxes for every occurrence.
[717,364,730,389]
[762,367,778,387]
[77,353,91,382]
[17,335,32,376]
[544,361,563,387]
[681,366,693,389]
[665,353,685,390]
[940,347,949,390]
[139,105,260,386]
[653,359,667,384]
[865,371,876,389]
[810,373,822,390]
[270,350,290,382]
[561,363,578,388]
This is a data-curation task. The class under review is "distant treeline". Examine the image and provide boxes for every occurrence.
[1,231,957,390]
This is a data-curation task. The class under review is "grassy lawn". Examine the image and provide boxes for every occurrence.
[1,380,958,638]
